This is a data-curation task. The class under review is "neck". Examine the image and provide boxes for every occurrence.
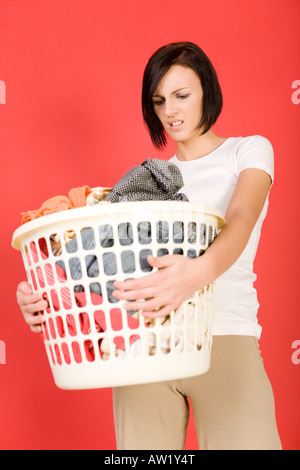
[176,129,227,161]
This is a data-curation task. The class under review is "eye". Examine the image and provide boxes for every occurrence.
[152,99,164,106]
[176,94,189,100]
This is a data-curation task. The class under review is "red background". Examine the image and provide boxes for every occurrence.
[0,0,299,450]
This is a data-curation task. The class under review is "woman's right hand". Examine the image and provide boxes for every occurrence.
[16,281,48,333]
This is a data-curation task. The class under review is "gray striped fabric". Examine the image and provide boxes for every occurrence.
[104,158,188,203]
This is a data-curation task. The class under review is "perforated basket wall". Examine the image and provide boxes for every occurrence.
[12,201,224,390]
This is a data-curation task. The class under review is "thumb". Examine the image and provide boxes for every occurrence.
[18,281,33,294]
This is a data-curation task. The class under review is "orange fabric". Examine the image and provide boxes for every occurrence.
[68,185,92,208]
[21,185,92,224]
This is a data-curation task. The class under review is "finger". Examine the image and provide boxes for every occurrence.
[122,297,162,312]
[30,325,43,333]
[113,273,159,291]
[30,324,44,333]
[141,304,174,319]
[21,299,49,315]
[17,291,45,306]
[24,311,45,326]
[17,289,48,312]
[112,286,156,301]
[147,254,177,269]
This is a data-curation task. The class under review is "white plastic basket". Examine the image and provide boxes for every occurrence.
[12,201,225,390]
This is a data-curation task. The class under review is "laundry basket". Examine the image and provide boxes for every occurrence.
[12,201,225,390]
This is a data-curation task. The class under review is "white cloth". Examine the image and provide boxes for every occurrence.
[169,135,274,338]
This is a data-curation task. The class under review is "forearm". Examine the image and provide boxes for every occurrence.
[194,211,257,287]
[195,168,272,287]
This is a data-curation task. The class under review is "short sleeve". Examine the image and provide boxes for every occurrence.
[236,135,274,184]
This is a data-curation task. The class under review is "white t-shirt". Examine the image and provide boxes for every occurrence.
[169,135,274,338]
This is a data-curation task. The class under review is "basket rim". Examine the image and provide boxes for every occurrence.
[11,201,225,250]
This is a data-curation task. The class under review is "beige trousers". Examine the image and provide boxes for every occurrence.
[113,336,282,450]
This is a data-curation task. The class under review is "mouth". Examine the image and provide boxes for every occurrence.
[168,120,184,130]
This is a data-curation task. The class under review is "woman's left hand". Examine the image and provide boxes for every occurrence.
[112,254,205,318]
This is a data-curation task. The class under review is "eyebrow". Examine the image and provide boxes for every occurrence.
[152,87,189,98]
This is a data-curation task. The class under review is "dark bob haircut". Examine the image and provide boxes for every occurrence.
[142,42,223,149]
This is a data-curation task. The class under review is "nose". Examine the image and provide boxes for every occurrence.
[164,99,178,117]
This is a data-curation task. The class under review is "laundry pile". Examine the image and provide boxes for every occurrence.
[21,158,188,225]
[21,185,111,224]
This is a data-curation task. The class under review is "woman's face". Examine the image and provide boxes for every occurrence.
[152,64,204,143]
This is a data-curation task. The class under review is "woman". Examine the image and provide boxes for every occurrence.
[17,42,282,450]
